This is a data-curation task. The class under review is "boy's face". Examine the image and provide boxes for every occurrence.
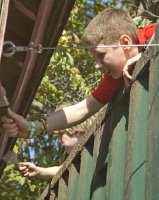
[57,131,82,154]
[89,43,130,79]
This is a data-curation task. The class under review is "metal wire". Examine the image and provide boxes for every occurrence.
[2,40,159,57]
[42,44,159,50]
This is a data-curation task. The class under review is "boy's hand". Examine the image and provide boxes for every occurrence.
[18,162,38,177]
[1,108,31,138]
[123,53,142,88]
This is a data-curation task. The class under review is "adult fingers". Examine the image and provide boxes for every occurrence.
[1,115,14,123]
[3,122,18,130]
[3,125,19,137]
[7,108,24,123]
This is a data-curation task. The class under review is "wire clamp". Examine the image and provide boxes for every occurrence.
[27,42,42,53]
[3,41,42,57]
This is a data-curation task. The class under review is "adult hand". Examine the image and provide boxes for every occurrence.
[123,53,142,88]
[18,162,38,177]
[1,108,31,138]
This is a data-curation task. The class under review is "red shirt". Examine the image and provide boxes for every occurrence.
[137,23,156,44]
[92,23,156,104]
[92,73,123,104]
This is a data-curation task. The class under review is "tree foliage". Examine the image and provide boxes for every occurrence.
[0,0,158,199]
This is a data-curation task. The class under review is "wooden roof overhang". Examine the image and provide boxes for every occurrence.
[0,0,76,177]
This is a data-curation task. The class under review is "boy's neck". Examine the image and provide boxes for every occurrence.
[131,47,140,57]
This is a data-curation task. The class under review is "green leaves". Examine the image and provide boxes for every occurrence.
[133,16,152,28]
[66,52,74,66]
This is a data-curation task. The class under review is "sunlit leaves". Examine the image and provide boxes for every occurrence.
[133,16,152,28]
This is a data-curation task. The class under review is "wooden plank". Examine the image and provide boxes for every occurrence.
[67,161,80,200]
[77,145,93,200]
[0,0,10,61]
[49,188,58,200]
[91,112,111,200]
[37,185,49,200]
[145,23,159,200]
[58,175,68,200]
[124,73,149,200]
[106,98,129,200]
[15,0,40,16]
[6,1,34,43]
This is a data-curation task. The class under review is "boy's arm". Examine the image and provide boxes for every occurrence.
[18,162,61,180]
[123,23,157,88]
[35,166,60,180]
[123,28,156,89]
[1,95,103,138]
[123,53,142,88]
[46,94,103,132]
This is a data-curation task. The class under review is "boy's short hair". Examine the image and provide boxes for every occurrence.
[55,101,94,135]
[82,8,138,45]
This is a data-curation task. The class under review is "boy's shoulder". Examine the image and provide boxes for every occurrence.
[137,23,156,44]
[91,73,123,105]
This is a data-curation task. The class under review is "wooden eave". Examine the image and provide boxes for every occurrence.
[0,0,75,177]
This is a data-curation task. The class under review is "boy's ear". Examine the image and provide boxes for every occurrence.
[119,35,132,48]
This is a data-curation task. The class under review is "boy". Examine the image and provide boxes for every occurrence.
[18,102,94,180]
[18,129,87,180]
[1,8,156,139]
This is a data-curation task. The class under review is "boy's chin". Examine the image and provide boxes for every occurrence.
[111,73,123,79]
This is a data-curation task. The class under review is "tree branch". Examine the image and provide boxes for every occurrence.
[127,3,159,18]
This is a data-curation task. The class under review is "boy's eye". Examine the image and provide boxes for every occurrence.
[99,53,105,58]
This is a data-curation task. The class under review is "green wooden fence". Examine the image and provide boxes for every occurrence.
[38,23,159,200]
